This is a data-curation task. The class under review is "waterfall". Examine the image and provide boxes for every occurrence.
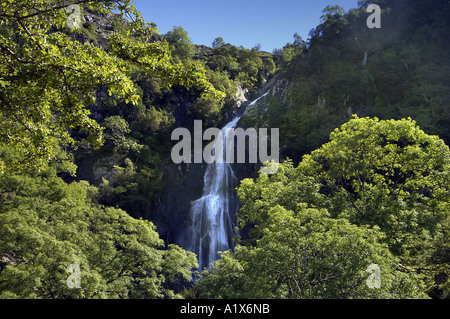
[189,91,269,271]
[189,120,239,271]
[362,51,368,67]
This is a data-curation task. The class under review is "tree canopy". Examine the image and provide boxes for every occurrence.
[0,165,197,298]
[0,0,223,173]
[299,117,450,256]
[195,204,427,299]
[193,117,449,299]
[1,0,449,300]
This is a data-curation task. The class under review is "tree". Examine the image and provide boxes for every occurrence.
[0,168,197,298]
[212,37,225,49]
[299,116,450,257]
[189,97,222,127]
[252,43,262,51]
[103,116,142,154]
[0,1,223,173]
[164,25,195,62]
[273,33,306,65]
[310,5,349,41]
[263,57,276,76]
[194,116,450,299]
[320,5,346,23]
[194,199,427,299]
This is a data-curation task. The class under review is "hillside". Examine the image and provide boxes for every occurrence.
[242,0,450,164]
[0,0,448,300]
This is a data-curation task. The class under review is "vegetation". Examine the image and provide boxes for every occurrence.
[199,37,277,94]
[192,0,450,299]
[1,0,449,299]
[266,0,450,163]
[0,0,273,298]
[0,161,197,299]
[193,117,449,298]
[0,0,223,174]
[195,208,426,299]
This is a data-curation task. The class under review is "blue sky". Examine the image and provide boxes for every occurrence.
[132,0,359,52]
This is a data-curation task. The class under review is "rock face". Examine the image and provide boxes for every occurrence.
[240,73,292,127]
[234,84,250,109]
[149,162,207,244]
[150,143,259,248]
[150,78,279,250]
[269,74,293,102]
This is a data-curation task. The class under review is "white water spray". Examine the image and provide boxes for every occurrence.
[189,92,270,271]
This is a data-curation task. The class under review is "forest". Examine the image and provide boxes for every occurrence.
[0,0,449,300]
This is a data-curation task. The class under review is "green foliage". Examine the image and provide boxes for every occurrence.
[236,160,323,243]
[0,168,197,299]
[193,116,449,299]
[190,97,222,127]
[107,32,223,100]
[136,106,175,133]
[273,33,306,66]
[265,0,450,163]
[315,5,349,41]
[164,26,195,62]
[200,41,274,94]
[211,37,225,49]
[78,21,98,43]
[0,0,223,174]
[263,57,276,75]
[424,223,450,299]
[195,203,426,299]
[2,0,448,301]
[299,117,450,257]
[111,15,127,35]
[103,116,143,154]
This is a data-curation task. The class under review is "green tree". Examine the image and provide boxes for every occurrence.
[320,5,346,22]
[194,116,450,299]
[103,116,143,154]
[309,5,349,43]
[195,200,426,299]
[212,37,225,49]
[164,25,195,62]
[189,97,222,127]
[0,0,223,173]
[252,43,262,51]
[299,117,450,257]
[319,5,347,34]
[263,57,276,75]
[0,168,197,299]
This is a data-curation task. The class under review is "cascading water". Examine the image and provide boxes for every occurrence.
[189,119,239,271]
[189,92,269,271]
[362,51,368,67]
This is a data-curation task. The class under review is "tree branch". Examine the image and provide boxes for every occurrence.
[13,0,95,21]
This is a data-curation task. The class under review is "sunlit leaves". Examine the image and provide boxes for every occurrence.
[195,116,449,299]
[0,0,223,173]
[195,203,426,299]
[300,116,450,255]
[0,171,198,298]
